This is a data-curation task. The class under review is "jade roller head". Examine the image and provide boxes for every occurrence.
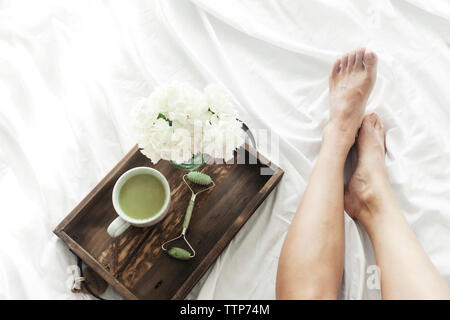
[166,247,192,260]
[186,171,213,185]
[162,171,215,260]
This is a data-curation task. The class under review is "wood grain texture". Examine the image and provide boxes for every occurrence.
[54,144,283,300]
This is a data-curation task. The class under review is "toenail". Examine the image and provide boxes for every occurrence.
[365,52,376,60]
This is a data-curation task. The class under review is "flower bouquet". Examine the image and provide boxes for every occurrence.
[132,83,245,169]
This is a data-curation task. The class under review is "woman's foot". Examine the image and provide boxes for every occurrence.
[325,48,378,150]
[344,113,390,226]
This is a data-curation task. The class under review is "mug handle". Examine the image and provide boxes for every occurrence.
[107,217,131,238]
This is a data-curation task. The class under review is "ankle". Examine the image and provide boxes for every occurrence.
[322,120,357,153]
[362,206,405,241]
[358,187,402,233]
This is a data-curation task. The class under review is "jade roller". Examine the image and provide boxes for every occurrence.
[162,171,215,260]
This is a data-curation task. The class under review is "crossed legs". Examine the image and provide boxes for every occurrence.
[276,49,450,300]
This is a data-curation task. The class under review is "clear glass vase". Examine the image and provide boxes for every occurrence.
[170,153,206,171]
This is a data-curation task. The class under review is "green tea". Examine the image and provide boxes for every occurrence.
[119,174,166,220]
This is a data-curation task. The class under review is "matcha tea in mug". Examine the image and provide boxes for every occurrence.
[119,174,166,219]
[108,167,170,237]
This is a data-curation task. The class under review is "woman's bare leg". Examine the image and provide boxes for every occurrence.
[345,113,450,299]
[276,49,378,299]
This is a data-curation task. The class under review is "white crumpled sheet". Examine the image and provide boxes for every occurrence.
[1,0,449,299]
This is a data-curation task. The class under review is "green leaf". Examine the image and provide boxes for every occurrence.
[157,113,172,127]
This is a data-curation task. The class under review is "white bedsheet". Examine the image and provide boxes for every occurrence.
[1,0,450,299]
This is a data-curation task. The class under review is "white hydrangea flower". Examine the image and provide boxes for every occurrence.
[204,84,238,118]
[203,117,245,161]
[131,83,244,164]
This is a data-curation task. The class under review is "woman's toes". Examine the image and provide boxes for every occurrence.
[348,50,357,69]
[359,113,386,154]
[341,54,349,70]
[330,58,341,79]
[363,51,378,73]
[367,113,384,131]
[367,112,379,124]
[361,113,376,130]
[359,114,378,141]
[355,48,365,70]
[374,115,383,129]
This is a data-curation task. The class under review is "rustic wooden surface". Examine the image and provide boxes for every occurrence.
[54,144,284,300]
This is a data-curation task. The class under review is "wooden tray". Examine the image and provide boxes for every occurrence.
[54,144,283,300]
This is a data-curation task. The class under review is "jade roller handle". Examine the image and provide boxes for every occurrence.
[182,194,196,235]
